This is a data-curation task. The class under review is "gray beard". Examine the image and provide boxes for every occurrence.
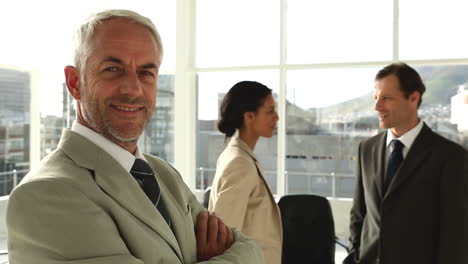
[80,87,150,144]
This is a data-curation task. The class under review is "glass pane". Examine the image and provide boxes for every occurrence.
[400,0,468,60]
[414,64,468,148]
[196,0,280,67]
[197,71,279,194]
[287,0,393,64]
[286,65,468,198]
[0,1,107,69]
[140,75,175,163]
[0,67,31,195]
[286,67,380,198]
[0,1,107,162]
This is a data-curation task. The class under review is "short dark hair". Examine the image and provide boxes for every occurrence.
[218,81,272,138]
[375,62,426,107]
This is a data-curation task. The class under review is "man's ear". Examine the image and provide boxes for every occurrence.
[64,66,82,100]
[409,91,420,106]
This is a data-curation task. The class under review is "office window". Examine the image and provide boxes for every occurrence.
[192,0,468,202]
[413,64,468,148]
[0,68,31,196]
[140,75,175,163]
[196,0,280,67]
[196,70,279,192]
[285,64,468,198]
[400,0,468,60]
[1,1,176,187]
[286,67,378,197]
[287,0,393,64]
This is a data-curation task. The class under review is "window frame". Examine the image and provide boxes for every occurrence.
[182,0,468,197]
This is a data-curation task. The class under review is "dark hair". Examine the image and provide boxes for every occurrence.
[375,62,426,107]
[218,81,272,137]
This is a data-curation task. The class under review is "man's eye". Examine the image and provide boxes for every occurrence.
[104,66,119,72]
[140,70,155,77]
[141,71,153,75]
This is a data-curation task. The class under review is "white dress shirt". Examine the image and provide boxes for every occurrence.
[384,119,424,172]
[71,121,146,173]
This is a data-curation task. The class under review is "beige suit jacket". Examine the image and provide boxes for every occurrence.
[209,135,282,264]
[6,129,263,264]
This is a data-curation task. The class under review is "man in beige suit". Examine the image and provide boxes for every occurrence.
[6,9,263,264]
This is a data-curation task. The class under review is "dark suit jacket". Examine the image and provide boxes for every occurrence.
[344,123,468,264]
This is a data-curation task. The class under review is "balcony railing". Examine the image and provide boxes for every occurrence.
[0,169,28,196]
[196,167,355,199]
[2,168,356,198]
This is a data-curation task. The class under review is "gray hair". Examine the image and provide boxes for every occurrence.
[73,9,163,75]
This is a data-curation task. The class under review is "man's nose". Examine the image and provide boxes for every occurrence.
[120,71,143,97]
[374,98,382,111]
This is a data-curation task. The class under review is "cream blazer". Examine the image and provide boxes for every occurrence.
[6,129,263,264]
[209,135,283,264]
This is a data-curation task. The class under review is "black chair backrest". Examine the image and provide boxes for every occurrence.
[278,194,336,264]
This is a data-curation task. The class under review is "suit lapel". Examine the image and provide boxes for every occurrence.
[385,124,434,196]
[373,132,387,200]
[253,160,283,233]
[58,129,183,261]
[254,161,276,202]
[93,155,183,261]
[151,166,191,258]
[230,135,279,209]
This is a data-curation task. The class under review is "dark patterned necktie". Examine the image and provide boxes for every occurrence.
[384,140,404,193]
[130,158,171,227]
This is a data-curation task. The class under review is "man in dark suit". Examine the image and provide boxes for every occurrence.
[343,62,468,264]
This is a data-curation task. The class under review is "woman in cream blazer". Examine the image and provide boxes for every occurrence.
[209,81,283,264]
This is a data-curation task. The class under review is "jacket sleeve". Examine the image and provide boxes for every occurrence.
[199,229,264,264]
[343,142,366,264]
[6,179,144,264]
[209,156,257,230]
[166,160,264,264]
[436,146,468,264]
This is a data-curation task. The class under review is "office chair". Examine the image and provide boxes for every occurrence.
[278,194,348,264]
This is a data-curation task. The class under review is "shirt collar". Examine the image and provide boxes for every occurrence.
[386,119,424,150]
[71,121,146,172]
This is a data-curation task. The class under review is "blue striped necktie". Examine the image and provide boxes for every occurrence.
[384,140,404,193]
[131,158,171,227]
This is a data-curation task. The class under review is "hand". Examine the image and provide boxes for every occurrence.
[196,211,234,261]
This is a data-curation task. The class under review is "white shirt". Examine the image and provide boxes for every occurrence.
[384,119,424,170]
[71,121,146,173]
